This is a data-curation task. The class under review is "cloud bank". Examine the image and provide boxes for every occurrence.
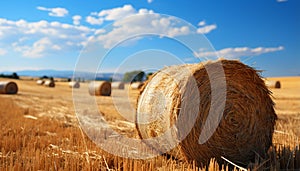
[0,4,283,59]
[195,46,284,59]
[37,6,69,17]
[0,18,94,58]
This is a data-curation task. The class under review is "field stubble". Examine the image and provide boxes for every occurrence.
[0,77,299,170]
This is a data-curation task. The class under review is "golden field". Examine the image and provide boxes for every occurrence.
[0,76,299,170]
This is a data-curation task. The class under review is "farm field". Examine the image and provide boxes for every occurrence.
[0,76,299,170]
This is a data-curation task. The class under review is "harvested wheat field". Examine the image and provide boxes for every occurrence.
[0,74,299,170]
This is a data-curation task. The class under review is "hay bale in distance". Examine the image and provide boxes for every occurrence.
[89,81,111,96]
[130,82,144,90]
[0,81,18,94]
[265,80,281,89]
[69,81,80,88]
[136,59,277,167]
[36,80,44,85]
[44,80,55,87]
[111,81,125,89]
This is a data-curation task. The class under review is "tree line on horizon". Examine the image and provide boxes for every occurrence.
[0,72,19,79]
[122,70,153,83]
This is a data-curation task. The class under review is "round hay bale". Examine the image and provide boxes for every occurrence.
[0,81,18,94]
[136,59,277,167]
[44,80,55,87]
[265,80,281,89]
[130,82,144,90]
[69,81,80,88]
[36,79,44,85]
[111,81,125,89]
[89,81,111,96]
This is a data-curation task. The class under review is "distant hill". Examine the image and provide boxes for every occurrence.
[17,70,73,78]
[1,70,123,81]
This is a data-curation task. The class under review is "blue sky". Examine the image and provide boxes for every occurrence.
[0,0,299,77]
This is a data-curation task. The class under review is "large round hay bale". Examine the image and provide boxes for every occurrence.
[130,82,144,90]
[89,81,111,96]
[0,81,18,94]
[136,59,277,167]
[69,81,80,88]
[265,80,281,89]
[111,81,125,89]
[36,79,44,85]
[44,80,55,87]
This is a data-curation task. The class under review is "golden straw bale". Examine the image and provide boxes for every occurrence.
[265,80,281,89]
[136,59,277,167]
[36,80,44,85]
[44,80,55,87]
[88,81,111,96]
[0,81,18,94]
[69,81,80,88]
[112,81,125,89]
[130,82,144,90]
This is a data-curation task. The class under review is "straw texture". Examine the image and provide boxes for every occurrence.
[136,59,277,167]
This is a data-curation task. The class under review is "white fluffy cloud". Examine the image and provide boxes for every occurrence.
[86,5,155,26]
[147,0,154,3]
[86,16,104,25]
[197,20,217,34]
[37,6,69,17]
[13,37,62,58]
[72,15,82,25]
[0,18,94,58]
[98,4,136,21]
[198,20,206,26]
[85,5,204,48]
[194,46,284,59]
[85,5,155,26]
[85,4,214,49]
[95,14,193,48]
[0,48,7,56]
[86,5,137,25]
[197,25,217,34]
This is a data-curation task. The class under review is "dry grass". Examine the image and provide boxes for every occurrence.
[0,77,299,170]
